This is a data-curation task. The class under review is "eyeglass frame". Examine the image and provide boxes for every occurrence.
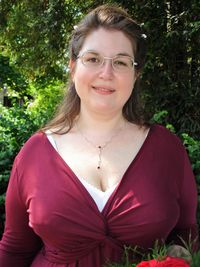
[76,50,138,72]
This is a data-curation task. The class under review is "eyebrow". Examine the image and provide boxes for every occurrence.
[117,52,133,58]
[83,50,134,58]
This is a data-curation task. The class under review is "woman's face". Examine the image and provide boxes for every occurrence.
[70,27,138,117]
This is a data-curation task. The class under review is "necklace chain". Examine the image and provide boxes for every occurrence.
[76,122,124,170]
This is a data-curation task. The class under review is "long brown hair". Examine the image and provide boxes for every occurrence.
[42,4,148,134]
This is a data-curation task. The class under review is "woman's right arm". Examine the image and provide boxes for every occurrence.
[0,159,42,267]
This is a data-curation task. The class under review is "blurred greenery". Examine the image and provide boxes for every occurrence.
[0,80,64,233]
[106,241,200,266]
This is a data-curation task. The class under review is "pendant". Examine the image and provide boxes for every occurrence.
[97,146,102,170]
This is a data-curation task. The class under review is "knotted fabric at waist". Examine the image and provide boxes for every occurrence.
[41,237,124,264]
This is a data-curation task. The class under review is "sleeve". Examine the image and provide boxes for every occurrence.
[166,146,199,251]
[0,158,42,266]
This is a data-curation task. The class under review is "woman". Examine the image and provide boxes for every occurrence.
[0,4,198,267]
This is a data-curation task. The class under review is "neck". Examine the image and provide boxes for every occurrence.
[75,108,126,137]
[75,108,127,170]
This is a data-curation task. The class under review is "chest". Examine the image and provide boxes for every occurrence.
[27,155,180,250]
[53,135,144,192]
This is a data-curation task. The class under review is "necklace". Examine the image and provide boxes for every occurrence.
[76,122,124,170]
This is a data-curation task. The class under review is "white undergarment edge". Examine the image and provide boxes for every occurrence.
[46,133,117,212]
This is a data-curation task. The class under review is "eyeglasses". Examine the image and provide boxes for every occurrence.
[77,51,138,73]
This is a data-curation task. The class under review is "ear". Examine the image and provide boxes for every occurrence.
[69,59,76,80]
[134,70,141,82]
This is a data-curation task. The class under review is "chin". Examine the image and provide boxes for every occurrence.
[92,103,122,116]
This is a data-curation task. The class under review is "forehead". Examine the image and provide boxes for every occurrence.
[80,28,134,56]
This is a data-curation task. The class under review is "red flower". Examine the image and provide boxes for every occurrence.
[136,259,165,267]
[163,257,190,267]
[136,256,190,267]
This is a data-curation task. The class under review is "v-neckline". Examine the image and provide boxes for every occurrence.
[43,124,154,215]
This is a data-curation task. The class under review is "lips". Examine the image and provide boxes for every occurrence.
[92,86,115,94]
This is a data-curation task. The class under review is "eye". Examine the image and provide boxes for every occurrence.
[88,56,99,63]
[113,56,133,69]
[114,59,128,67]
[84,53,101,65]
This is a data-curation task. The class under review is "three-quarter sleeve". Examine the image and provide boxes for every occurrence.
[0,158,42,266]
[166,146,199,251]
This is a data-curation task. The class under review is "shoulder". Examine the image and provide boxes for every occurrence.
[21,131,46,151]
[15,131,49,164]
[151,124,181,143]
[149,124,185,153]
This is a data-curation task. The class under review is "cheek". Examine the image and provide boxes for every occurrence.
[118,76,136,105]
[123,75,136,94]
[73,68,93,98]
[73,70,85,89]
[73,65,92,85]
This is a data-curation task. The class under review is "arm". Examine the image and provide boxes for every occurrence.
[0,159,42,266]
[166,146,199,251]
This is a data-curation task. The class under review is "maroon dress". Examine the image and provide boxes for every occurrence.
[0,125,198,266]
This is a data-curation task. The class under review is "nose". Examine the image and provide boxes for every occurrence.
[98,59,114,80]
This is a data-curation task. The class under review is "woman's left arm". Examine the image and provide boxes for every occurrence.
[167,146,199,251]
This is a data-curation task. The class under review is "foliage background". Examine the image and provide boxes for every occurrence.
[0,0,200,237]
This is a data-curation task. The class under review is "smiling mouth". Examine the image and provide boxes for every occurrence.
[92,86,115,94]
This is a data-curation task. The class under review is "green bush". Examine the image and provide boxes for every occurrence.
[0,80,64,234]
[0,104,36,233]
[182,133,200,224]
